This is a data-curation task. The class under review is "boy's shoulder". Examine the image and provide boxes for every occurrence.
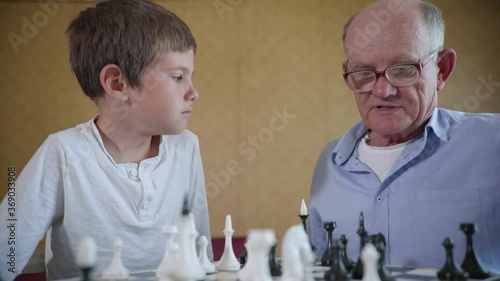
[49,119,94,142]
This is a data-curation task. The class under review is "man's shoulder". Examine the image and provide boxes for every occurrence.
[439,108,500,130]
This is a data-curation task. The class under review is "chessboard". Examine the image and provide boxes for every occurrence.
[56,265,500,281]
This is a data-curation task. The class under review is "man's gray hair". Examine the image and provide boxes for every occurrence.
[342,1,445,53]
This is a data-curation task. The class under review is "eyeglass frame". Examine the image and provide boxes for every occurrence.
[342,50,440,92]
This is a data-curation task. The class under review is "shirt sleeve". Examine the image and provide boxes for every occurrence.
[190,136,213,261]
[0,135,65,281]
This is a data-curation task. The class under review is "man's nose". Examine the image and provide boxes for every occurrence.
[371,76,397,98]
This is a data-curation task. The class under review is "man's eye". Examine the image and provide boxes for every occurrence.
[172,75,183,82]
[394,66,412,73]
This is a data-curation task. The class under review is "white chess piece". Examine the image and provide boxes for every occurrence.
[157,225,179,280]
[169,213,206,281]
[198,236,216,274]
[102,239,130,280]
[361,243,381,281]
[238,229,275,281]
[76,236,97,281]
[216,214,240,271]
[76,236,97,269]
[300,199,308,216]
[281,224,315,281]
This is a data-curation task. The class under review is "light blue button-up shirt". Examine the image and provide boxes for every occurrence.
[310,108,500,273]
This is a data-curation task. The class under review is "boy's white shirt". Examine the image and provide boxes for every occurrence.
[0,117,212,281]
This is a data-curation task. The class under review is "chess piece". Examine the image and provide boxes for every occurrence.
[460,223,491,279]
[198,235,216,274]
[217,214,241,271]
[76,236,97,281]
[298,198,316,251]
[370,234,394,281]
[361,244,381,281]
[353,212,368,279]
[321,221,337,266]
[269,242,282,276]
[281,224,315,281]
[325,239,352,281]
[102,239,130,280]
[239,229,276,281]
[239,249,248,265]
[437,238,468,281]
[169,200,206,281]
[156,225,179,279]
[340,234,355,272]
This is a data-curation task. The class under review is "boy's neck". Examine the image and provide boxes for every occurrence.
[94,117,160,165]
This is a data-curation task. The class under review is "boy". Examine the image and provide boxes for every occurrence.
[0,0,212,280]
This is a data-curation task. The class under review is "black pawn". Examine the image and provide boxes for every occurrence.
[437,238,468,281]
[460,223,490,279]
[340,234,355,272]
[269,243,281,276]
[371,233,394,281]
[81,267,92,281]
[322,221,337,266]
[325,240,352,281]
[352,212,368,279]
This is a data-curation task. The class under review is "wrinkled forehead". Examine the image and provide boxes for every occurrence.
[344,2,432,65]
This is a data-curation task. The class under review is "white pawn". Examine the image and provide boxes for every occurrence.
[238,229,275,281]
[169,213,206,281]
[102,239,129,280]
[216,214,240,271]
[361,243,381,281]
[76,236,97,281]
[198,236,216,274]
[157,225,179,280]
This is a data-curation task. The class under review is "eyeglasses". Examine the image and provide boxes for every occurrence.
[343,50,439,92]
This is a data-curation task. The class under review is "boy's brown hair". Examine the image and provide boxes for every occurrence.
[67,0,197,101]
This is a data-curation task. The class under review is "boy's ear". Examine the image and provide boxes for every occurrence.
[436,48,457,91]
[100,64,128,102]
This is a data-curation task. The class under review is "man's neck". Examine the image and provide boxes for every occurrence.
[367,126,426,147]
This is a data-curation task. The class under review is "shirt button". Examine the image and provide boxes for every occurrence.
[376,196,383,203]
[145,184,151,190]
[130,169,138,177]
[142,202,150,209]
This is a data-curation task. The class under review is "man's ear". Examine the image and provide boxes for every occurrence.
[100,64,128,102]
[436,48,457,91]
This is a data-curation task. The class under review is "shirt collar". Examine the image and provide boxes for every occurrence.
[332,108,450,166]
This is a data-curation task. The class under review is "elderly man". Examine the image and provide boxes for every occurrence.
[310,0,499,273]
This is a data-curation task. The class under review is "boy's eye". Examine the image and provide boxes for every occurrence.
[172,75,183,82]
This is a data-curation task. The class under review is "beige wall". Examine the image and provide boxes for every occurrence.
[1,0,499,255]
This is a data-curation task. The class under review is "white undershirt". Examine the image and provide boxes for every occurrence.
[357,133,410,182]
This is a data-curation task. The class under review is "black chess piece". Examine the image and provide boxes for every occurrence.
[352,212,368,279]
[321,221,337,266]
[325,239,352,281]
[460,223,490,279]
[340,234,355,272]
[370,233,394,281]
[299,214,317,251]
[437,237,468,281]
[269,242,282,276]
[81,266,92,281]
[239,249,247,266]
